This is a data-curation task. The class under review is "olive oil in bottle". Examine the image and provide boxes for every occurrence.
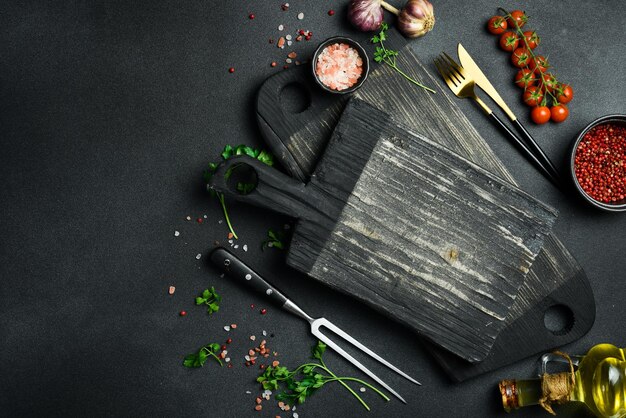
[499,344,626,417]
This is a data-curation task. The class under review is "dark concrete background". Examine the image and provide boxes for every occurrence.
[1,1,624,417]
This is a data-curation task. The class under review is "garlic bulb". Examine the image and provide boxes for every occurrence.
[398,0,435,38]
[348,0,385,32]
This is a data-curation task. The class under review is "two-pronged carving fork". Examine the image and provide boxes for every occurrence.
[210,247,420,403]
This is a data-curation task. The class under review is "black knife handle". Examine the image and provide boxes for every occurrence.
[512,119,562,182]
[488,112,561,189]
[210,247,288,307]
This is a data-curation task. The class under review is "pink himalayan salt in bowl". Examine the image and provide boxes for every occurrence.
[312,37,369,94]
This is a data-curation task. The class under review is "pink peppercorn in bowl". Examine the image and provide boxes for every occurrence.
[570,114,626,212]
[312,37,369,94]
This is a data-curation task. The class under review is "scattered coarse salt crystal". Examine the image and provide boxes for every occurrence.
[245,355,251,361]
[278,24,284,31]
[262,330,267,336]
[203,214,207,218]
[196,253,202,260]
[174,230,180,237]
[297,12,304,19]
[286,58,292,64]
[186,216,191,221]
[359,387,366,392]
[243,244,248,252]
[293,413,299,418]
[224,325,231,332]
[218,219,223,224]
[225,357,231,362]
[264,389,272,395]
[250,335,256,341]
[168,286,176,295]
[287,40,292,46]
[292,406,296,411]
[246,390,252,394]
[286,34,292,40]
[234,244,239,249]
[268,242,274,248]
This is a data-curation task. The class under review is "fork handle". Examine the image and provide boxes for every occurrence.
[488,113,561,188]
[512,119,562,183]
[210,247,289,307]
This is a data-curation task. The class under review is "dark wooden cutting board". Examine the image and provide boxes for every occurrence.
[211,98,558,363]
[254,35,595,380]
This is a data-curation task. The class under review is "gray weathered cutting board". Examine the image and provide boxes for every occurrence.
[254,34,595,380]
[211,98,558,363]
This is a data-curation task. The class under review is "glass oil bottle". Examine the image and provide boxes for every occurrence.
[499,343,625,417]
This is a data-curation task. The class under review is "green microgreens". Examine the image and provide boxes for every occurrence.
[262,228,285,250]
[183,342,223,368]
[256,341,389,410]
[204,144,275,239]
[195,287,221,315]
[498,7,561,107]
[371,22,436,94]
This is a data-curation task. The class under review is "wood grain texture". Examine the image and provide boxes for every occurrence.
[214,99,558,362]
[255,32,595,378]
[287,99,557,362]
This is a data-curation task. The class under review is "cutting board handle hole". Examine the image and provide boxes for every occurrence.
[543,304,575,336]
[280,82,311,114]
[224,163,259,195]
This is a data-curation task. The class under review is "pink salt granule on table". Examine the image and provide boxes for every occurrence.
[315,43,363,91]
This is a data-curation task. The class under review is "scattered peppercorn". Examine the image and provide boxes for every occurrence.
[226,338,232,344]
[179,311,187,316]
[228,67,235,73]
[260,308,267,315]
[249,13,255,19]
[197,217,203,224]
[328,9,335,16]
[271,62,277,67]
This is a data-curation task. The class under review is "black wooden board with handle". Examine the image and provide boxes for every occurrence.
[211,98,558,363]
[254,35,595,381]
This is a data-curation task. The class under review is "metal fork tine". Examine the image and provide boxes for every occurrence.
[312,326,407,404]
[439,55,463,85]
[317,318,421,385]
[442,52,465,78]
[436,56,461,86]
[434,58,456,90]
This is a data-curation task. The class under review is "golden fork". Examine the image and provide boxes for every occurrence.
[434,53,560,187]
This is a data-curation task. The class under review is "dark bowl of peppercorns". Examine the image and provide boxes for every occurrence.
[570,114,626,212]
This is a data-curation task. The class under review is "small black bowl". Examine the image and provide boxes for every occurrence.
[311,36,369,94]
[569,114,626,212]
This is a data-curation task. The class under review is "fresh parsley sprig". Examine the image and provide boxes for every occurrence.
[371,23,436,94]
[183,343,223,368]
[256,341,389,410]
[262,228,285,250]
[195,287,221,315]
[204,144,275,239]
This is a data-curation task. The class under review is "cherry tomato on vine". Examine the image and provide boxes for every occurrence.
[515,69,537,88]
[507,10,527,28]
[529,55,549,73]
[511,48,531,68]
[539,73,558,92]
[531,106,551,124]
[487,16,508,34]
[499,32,519,52]
[556,84,574,104]
[550,105,569,123]
[523,31,540,49]
[523,86,544,107]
